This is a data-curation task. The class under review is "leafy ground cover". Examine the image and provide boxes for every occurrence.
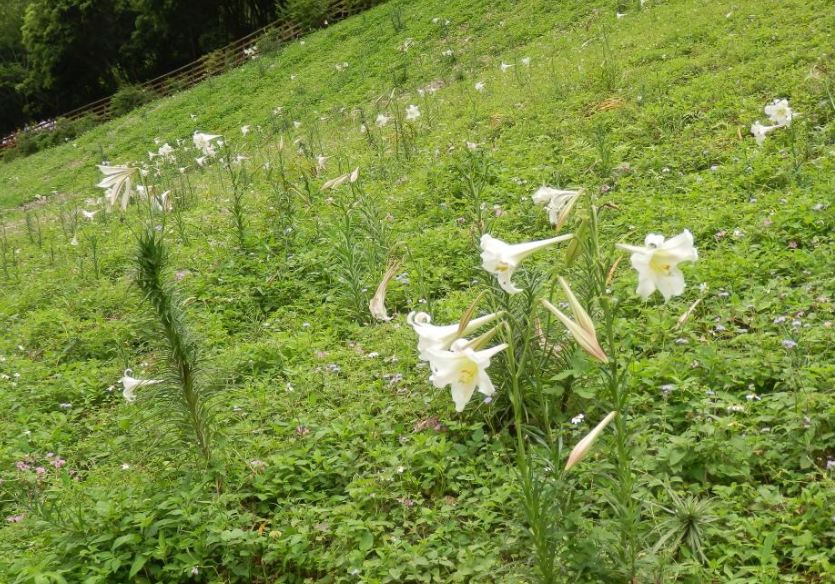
[0,0,833,582]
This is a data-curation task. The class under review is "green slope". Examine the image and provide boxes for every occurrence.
[0,0,833,582]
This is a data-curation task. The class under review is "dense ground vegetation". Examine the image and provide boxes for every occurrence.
[0,0,833,582]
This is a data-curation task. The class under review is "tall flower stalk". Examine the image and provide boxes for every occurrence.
[134,227,213,461]
[584,202,639,579]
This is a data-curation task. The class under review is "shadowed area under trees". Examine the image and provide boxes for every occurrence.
[0,0,311,136]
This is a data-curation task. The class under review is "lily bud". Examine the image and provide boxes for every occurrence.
[541,279,609,363]
[369,261,401,321]
[565,411,617,471]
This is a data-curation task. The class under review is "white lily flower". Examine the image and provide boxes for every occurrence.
[764,98,793,126]
[81,210,98,220]
[293,120,302,128]
[616,230,698,301]
[500,62,513,72]
[480,233,574,294]
[405,105,421,121]
[750,121,779,146]
[157,143,175,162]
[565,411,617,471]
[151,191,173,212]
[195,156,208,167]
[531,186,581,229]
[119,369,162,403]
[193,132,221,157]
[241,125,251,135]
[427,338,507,412]
[316,155,329,170]
[407,310,501,361]
[96,165,138,210]
[376,113,390,127]
[474,81,485,92]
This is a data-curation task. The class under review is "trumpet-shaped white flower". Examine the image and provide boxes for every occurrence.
[500,62,513,72]
[405,105,421,121]
[193,132,221,157]
[81,210,98,220]
[407,311,501,361]
[427,339,507,412]
[565,411,617,471]
[764,98,793,126]
[474,81,485,92]
[316,155,329,170]
[241,125,251,135]
[480,233,573,294]
[531,186,581,229]
[157,143,175,161]
[195,156,208,167]
[149,143,174,161]
[96,165,138,210]
[119,369,162,403]
[750,121,779,146]
[616,230,698,301]
[151,191,173,212]
[376,113,390,127]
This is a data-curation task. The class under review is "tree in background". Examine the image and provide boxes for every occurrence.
[3,0,279,135]
[0,0,324,137]
[0,0,30,134]
[19,0,137,122]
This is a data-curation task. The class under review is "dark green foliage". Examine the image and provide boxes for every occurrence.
[0,115,96,161]
[108,84,154,118]
[277,0,330,30]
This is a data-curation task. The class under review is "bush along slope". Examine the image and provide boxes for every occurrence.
[0,0,833,582]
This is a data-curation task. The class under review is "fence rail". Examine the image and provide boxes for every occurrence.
[1,0,380,150]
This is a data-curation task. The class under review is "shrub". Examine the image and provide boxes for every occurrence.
[277,0,330,31]
[109,84,154,117]
[1,115,96,161]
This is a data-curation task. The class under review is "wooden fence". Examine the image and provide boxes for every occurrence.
[1,0,381,150]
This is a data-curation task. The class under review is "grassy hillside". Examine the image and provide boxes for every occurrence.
[0,0,833,582]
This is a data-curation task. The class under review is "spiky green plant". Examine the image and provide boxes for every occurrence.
[652,489,717,564]
[134,227,213,461]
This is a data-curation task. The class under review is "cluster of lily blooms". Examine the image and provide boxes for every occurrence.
[407,186,698,469]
